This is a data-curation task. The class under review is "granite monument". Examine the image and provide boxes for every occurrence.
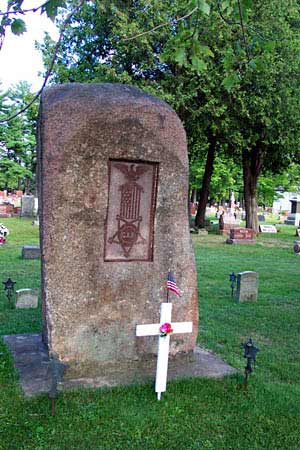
[37,83,198,386]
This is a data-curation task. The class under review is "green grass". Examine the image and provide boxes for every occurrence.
[1,218,300,450]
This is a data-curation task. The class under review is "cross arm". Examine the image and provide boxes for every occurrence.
[136,321,192,337]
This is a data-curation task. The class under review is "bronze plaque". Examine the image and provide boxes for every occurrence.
[104,160,159,261]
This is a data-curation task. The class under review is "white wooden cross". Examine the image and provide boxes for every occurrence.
[136,302,193,400]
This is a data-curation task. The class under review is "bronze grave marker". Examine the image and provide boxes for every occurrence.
[104,160,158,261]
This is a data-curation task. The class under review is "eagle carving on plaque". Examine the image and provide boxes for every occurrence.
[108,163,150,258]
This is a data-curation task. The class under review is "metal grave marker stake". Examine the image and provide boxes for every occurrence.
[136,302,192,400]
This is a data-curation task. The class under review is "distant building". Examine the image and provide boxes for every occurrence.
[272,191,300,213]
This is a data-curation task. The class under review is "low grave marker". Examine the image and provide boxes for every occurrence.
[16,289,39,308]
[22,245,41,259]
[259,224,277,233]
[226,228,256,244]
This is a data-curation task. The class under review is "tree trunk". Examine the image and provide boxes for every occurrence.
[242,148,263,233]
[24,177,29,194]
[190,189,197,203]
[195,136,217,228]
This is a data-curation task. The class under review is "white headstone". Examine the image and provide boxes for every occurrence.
[259,224,277,233]
[16,289,39,308]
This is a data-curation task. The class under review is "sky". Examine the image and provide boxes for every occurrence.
[0,0,59,92]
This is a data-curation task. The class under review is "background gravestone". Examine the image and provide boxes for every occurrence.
[38,83,198,384]
[22,245,40,259]
[21,195,35,218]
[16,289,39,308]
[236,271,258,302]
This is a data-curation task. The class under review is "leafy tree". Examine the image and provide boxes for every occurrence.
[39,0,300,232]
[39,0,237,228]
[190,156,243,205]
[0,0,66,50]
[0,82,37,191]
[258,165,300,206]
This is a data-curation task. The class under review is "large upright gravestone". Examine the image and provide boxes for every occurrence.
[38,83,198,385]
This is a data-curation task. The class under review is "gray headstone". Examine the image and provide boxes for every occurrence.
[236,271,258,302]
[16,289,39,308]
[21,195,35,218]
[22,245,41,259]
[285,213,300,226]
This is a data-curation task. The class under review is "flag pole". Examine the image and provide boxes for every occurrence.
[167,269,170,303]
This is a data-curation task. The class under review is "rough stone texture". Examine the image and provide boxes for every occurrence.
[22,245,41,259]
[21,195,35,217]
[37,83,198,382]
[16,289,39,308]
[236,271,258,302]
[3,334,237,397]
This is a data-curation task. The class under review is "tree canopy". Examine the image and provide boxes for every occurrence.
[38,0,300,231]
[2,0,300,227]
[0,83,37,191]
[0,0,66,50]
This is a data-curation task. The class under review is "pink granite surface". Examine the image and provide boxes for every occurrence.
[38,83,198,380]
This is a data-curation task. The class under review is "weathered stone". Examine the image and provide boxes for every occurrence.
[3,333,237,397]
[21,195,35,217]
[37,83,198,382]
[236,271,258,302]
[16,289,39,308]
[22,245,41,259]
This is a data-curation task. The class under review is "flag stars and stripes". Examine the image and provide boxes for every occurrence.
[167,271,183,297]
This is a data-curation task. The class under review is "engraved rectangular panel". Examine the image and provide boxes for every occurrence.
[104,160,159,261]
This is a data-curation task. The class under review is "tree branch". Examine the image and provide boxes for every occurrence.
[0,6,42,16]
[123,6,199,42]
[217,1,269,43]
[0,0,86,124]
[217,1,240,26]
[237,0,251,62]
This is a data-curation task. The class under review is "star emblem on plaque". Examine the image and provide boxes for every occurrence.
[104,160,159,261]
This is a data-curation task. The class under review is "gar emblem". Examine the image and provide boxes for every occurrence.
[108,163,149,257]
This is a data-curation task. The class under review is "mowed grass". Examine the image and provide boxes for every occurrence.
[0,218,300,450]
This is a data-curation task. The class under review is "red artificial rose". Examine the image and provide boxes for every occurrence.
[159,322,173,335]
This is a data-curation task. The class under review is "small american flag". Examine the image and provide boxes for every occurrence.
[167,271,183,297]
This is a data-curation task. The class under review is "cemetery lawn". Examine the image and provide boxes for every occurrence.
[0,218,300,450]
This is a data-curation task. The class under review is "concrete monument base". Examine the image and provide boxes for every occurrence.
[3,333,237,397]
